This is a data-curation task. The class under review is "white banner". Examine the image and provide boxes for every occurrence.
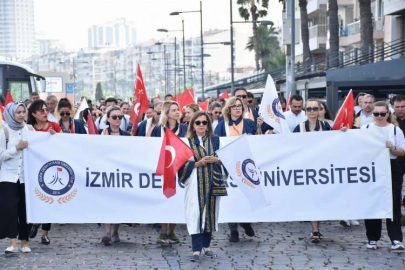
[23,129,392,223]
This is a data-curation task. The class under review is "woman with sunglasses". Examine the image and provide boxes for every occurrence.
[0,102,32,253]
[361,101,405,251]
[214,97,256,243]
[27,100,61,245]
[99,106,130,246]
[57,98,87,134]
[151,101,187,244]
[209,102,222,130]
[178,111,227,262]
[100,106,130,136]
[293,98,331,243]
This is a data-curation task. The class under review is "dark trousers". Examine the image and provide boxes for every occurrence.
[228,223,252,233]
[191,232,212,252]
[0,182,32,241]
[365,160,403,243]
[41,223,51,231]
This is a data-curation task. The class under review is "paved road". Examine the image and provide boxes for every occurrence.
[1,220,404,269]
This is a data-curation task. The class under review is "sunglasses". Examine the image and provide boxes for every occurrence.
[248,100,253,104]
[213,111,222,115]
[237,95,247,99]
[195,120,208,126]
[37,108,49,114]
[231,104,243,109]
[156,112,161,115]
[305,107,319,112]
[373,112,388,117]
[111,115,124,120]
[60,112,71,117]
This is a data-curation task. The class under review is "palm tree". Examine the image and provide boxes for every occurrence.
[298,0,311,68]
[268,51,286,69]
[246,25,281,70]
[359,0,373,61]
[329,0,339,68]
[237,0,269,71]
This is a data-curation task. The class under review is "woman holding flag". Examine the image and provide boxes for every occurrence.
[151,100,187,244]
[57,98,87,134]
[178,111,227,262]
[214,97,257,243]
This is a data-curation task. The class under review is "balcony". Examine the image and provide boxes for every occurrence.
[384,0,405,15]
[309,24,327,52]
[340,19,384,46]
[306,0,328,16]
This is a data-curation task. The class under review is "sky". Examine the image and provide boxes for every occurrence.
[34,0,283,51]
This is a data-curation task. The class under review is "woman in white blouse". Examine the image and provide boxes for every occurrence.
[362,101,405,251]
[0,102,31,253]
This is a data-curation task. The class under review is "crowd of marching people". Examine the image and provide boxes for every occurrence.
[1,88,405,262]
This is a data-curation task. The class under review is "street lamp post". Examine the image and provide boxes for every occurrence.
[155,40,177,95]
[170,0,204,99]
[229,0,273,92]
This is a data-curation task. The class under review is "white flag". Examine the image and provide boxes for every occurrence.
[259,75,290,134]
[74,97,89,119]
[216,135,270,210]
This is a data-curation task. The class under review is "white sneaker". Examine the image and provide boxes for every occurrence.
[391,240,405,251]
[366,241,378,250]
[20,246,31,253]
[4,246,19,253]
[339,220,350,227]
[349,220,360,226]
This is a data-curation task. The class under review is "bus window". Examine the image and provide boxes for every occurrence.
[9,81,30,101]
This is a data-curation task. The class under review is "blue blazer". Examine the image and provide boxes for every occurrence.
[151,122,188,138]
[136,120,148,137]
[214,117,257,137]
[73,119,87,134]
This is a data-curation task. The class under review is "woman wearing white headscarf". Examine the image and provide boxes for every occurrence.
[0,102,32,253]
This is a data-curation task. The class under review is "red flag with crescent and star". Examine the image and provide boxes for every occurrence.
[5,90,14,106]
[219,90,229,100]
[130,64,149,135]
[332,89,354,130]
[155,127,195,198]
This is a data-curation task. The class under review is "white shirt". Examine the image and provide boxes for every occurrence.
[212,119,219,131]
[48,113,58,122]
[361,123,405,159]
[96,115,130,132]
[284,110,308,132]
[0,124,31,183]
[359,111,373,127]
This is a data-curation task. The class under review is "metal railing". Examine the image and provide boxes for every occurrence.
[206,37,405,92]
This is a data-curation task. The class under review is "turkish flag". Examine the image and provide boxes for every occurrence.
[87,110,99,135]
[198,101,209,111]
[178,89,195,113]
[173,93,177,102]
[155,127,195,198]
[130,64,149,135]
[219,90,229,100]
[285,93,291,112]
[5,90,14,106]
[332,89,354,130]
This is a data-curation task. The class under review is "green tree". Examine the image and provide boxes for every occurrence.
[246,25,281,71]
[237,0,269,71]
[268,51,286,69]
[95,82,104,101]
[329,0,339,68]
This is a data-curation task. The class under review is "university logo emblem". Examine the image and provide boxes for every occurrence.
[236,159,260,189]
[36,160,77,204]
[267,97,285,123]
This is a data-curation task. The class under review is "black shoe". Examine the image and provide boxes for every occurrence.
[29,225,39,239]
[240,223,255,237]
[41,235,50,245]
[204,250,217,258]
[102,235,112,246]
[190,254,199,262]
[229,231,239,242]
